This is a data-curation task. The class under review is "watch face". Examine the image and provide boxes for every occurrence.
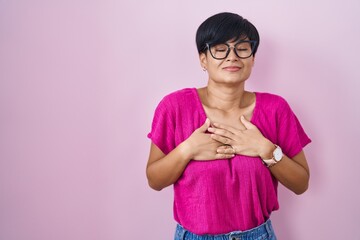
[274,147,283,161]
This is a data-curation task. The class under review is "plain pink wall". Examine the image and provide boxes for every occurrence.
[1,1,359,239]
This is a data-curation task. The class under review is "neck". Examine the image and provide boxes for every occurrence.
[204,81,247,111]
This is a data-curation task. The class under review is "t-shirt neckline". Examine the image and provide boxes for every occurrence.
[191,88,259,124]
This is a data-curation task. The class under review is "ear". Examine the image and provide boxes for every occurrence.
[251,56,255,67]
[199,53,208,70]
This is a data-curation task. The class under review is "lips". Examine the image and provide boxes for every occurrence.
[223,66,242,72]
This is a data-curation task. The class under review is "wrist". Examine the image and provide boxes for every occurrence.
[261,144,284,168]
[258,139,276,160]
[178,140,195,162]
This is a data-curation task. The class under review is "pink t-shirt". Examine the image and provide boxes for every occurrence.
[147,88,311,235]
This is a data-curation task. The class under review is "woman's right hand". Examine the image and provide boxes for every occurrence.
[146,118,234,191]
[183,118,235,160]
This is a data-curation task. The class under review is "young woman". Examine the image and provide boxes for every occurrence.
[146,12,311,240]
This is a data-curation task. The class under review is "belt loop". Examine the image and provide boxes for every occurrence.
[180,229,186,240]
[175,224,187,240]
[265,219,272,237]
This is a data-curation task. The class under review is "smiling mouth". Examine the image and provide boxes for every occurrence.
[223,66,241,72]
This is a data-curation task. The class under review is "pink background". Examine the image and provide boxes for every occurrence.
[1,1,359,239]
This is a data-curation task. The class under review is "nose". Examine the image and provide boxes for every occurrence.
[226,46,239,61]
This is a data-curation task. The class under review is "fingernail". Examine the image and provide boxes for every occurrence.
[208,127,214,132]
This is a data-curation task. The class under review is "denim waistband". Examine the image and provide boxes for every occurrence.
[174,219,276,240]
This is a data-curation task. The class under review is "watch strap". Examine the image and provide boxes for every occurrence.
[262,145,283,167]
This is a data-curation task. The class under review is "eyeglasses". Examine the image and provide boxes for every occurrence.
[206,40,257,60]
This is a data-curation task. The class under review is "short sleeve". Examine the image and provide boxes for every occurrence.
[276,100,311,158]
[147,97,176,154]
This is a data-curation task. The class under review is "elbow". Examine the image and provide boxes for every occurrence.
[146,170,164,191]
[294,185,308,195]
[293,179,309,195]
[293,170,310,195]
[146,166,171,191]
[147,180,164,191]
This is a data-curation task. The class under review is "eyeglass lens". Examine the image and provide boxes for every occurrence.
[209,41,254,59]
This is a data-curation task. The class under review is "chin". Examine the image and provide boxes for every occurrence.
[210,74,250,85]
[222,78,248,85]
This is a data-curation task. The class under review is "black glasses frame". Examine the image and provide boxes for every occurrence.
[206,40,257,60]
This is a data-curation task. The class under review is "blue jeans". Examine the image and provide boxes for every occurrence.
[174,219,277,240]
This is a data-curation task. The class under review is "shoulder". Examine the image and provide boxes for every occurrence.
[159,88,196,107]
[256,92,287,104]
[162,88,195,100]
[255,93,301,127]
[256,92,290,111]
[153,88,197,116]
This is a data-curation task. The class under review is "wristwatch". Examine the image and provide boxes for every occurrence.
[262,145,283,167]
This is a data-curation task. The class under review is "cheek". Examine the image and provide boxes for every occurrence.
[207,61,223,73]
[244,61,254,72]
[243,66,254,78]
[246,62,254,71]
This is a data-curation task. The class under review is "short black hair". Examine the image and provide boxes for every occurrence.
[196,12,260,56]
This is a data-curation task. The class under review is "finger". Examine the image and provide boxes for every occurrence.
[207,127,234,138]
[217,146,236,154]
[212,122,238,133]
[211,134,232,145]
[197,118,211,132]
[215,153,235,159]
[240,115,255,129]
[216,145,228,150]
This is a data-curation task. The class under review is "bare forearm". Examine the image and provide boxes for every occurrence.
[269,155,310,195]
[146,142,191,191]
[257,140,310,195]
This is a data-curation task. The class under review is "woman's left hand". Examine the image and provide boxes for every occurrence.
[208,116,273,158]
